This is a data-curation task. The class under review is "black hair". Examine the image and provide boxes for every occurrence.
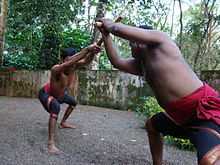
[138,24,153,30]
[60,47,77,60]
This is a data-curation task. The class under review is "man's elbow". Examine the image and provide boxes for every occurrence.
[51,65,61,73]
[112,63,119,69]
[111,61,122,70]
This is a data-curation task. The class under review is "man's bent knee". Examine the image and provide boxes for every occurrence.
[71,99,77,107]
[47,96,54,110]
[49,99,61,117]
[199,145,220,165]
[145,118,159,134]
[50,113,58,120]
[68,105,75,110]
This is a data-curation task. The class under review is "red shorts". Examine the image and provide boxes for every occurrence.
[165,83,220,125]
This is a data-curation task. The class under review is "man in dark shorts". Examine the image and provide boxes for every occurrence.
[96,19,220,164]
[39,44,100,154]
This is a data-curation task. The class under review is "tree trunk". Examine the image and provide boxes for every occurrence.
[0,0,9,66]
[170,0,175,37]
[177,0,183,50]
[90,0,107,70]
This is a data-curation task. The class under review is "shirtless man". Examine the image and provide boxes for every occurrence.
[38,44,100,153]
[96,19,220,165]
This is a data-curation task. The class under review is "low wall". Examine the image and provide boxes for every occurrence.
[77,70,153,109]
[1,70,218,110]
[0,70,153,110]
[0,70,50,97]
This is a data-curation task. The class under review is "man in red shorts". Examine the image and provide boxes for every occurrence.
[96,19,220,165]
[38,44,100,154]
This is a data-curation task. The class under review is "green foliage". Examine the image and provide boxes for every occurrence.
[132,96,194,151]
[60,29,91,51]
[132,96,163,118]
[165,136,194,151]
[5,0,83,70]
[4,51,39,70]
[4,0,220,71]
[98,51,112,70]
[4,23,42,70]
[4,27,91,70]
[180,2,220,71]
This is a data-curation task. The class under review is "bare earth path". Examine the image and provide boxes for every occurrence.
[0,97,196,165]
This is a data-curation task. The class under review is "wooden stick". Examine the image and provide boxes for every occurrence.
[96,16,123,46]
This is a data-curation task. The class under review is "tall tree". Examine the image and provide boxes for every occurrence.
[0,0,9,66]
[193,0,217,71]
[181,0,220,72]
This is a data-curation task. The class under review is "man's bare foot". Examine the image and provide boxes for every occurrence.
[59,122,77,129]
[48,144,62,154]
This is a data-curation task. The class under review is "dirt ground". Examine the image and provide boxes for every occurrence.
[0,96,197,165]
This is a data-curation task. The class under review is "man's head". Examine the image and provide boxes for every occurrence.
[60,47,77,62]
[130,24,153,58]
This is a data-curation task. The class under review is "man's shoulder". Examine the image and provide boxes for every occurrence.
[51,64,61,71]
[51,64,60,68]
[50,64,63,75]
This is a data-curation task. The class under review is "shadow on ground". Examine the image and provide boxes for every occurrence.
[0,97,196,165]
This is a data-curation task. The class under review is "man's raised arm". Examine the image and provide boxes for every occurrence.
[76,43,101,68]
[96,19,169,45]
[99,29,142,76]
[52,44,99,72]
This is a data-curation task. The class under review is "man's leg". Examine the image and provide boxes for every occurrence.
[47,97,61,153]
[199,144,220,165]
[145,112,189,165]
[38,89,62,154]
[60,92,77,128]
[186,119,220,165]
[145,118,163,165]
[60,105,76,128]
[48,113,60,153]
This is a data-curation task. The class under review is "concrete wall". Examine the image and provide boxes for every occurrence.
[1,70,220,109]
[77,70,153,109]
[0,70,50,97]
[0,70,153,110]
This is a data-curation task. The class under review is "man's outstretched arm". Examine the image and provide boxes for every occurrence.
[75,52,96,68]
[52,44,99,72]
[76,43,101,68]
[96,19,169,45]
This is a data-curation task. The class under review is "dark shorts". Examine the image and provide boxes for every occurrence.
[38,88,77,116]
[151,112,220,161]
